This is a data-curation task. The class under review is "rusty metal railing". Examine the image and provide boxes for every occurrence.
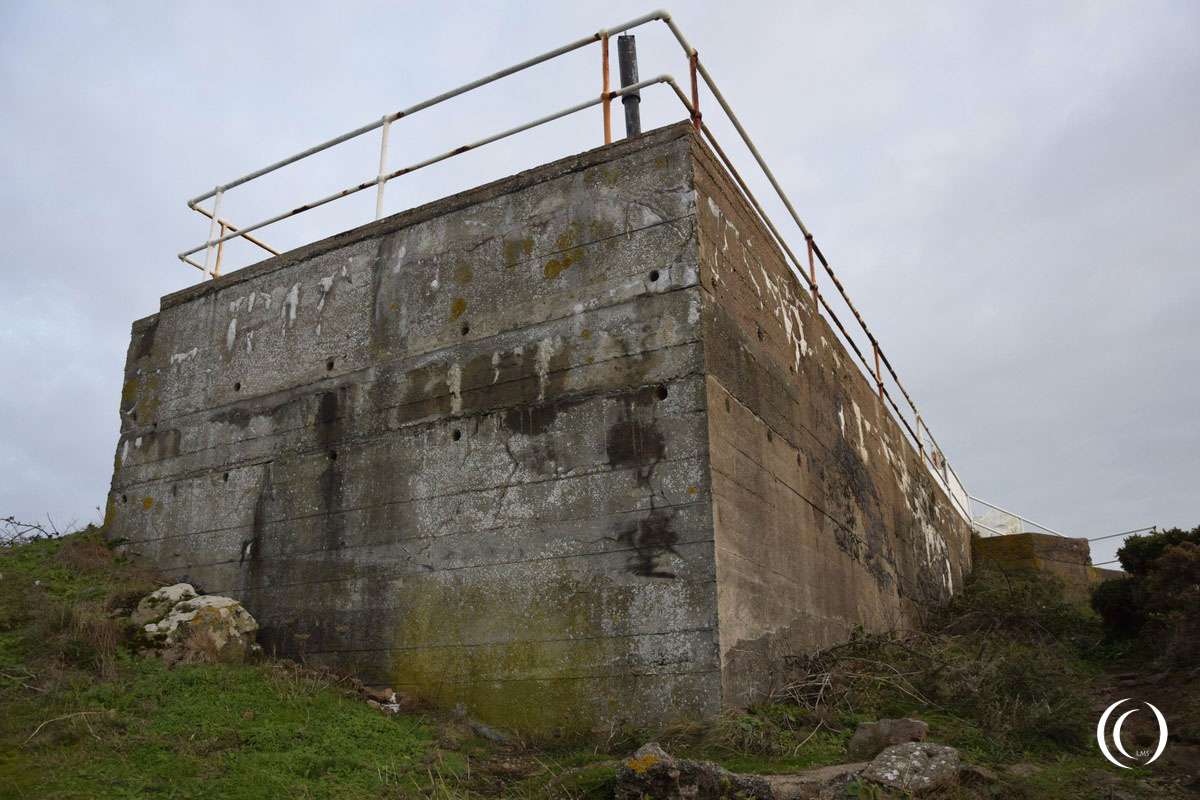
[178,8,972,521]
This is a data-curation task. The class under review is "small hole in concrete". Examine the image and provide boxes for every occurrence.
[233,382,241,392]
[725,398,731,413]
[756,326,764,342]
[452,429,462,441]
[223,472,230,482]
[656,385,669,401]
[649,269,660,282]
[121,494,128,504]
[329,450,338,461]
[461,322,470,336]
[767,430,774,443]
[171,485,178,496]
[789,364,796,374]
[326,359,335,371]
[131,411,138,422]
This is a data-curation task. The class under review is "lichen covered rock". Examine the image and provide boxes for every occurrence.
[131,582,197,626]
[615,742,772,800]
[141,593,259,662]
[862,742,962,794]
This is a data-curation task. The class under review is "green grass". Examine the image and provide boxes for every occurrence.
[0,532,465,799]
[0,532,1175,799]
[1,660,456,799]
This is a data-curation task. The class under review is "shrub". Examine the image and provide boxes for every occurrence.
[1092,526,1200,666]
[1116,524,1200,575]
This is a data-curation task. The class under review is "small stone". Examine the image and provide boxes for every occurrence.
[364,686,396,704]
[1007,763,1043,777]
[847,718,929,759]
[960,764,998,785]
[366,699,381,709]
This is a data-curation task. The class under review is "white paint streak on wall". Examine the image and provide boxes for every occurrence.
[535,338,554,401]
[389,243,407,275]
[491,352,501,384]
[851,401,869,463]
[316,266,349,314]
[447,362,462,416]
[758,264,810,369]
[170,347,198,365]
[225,318,237,352]
[282,283,300,329]
[688,298,701,325]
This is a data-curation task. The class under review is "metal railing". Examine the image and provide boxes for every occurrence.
[178,8,972,520]
[968,495,1069,538]
[969,496,1155,545]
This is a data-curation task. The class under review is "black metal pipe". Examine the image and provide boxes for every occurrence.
[617,35,641,137]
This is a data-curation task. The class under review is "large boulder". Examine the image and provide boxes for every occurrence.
[142,594,259,662]
[131,583,197,626]
[615,742,773,800]
[847,718,929,759]
[861,742,962,795]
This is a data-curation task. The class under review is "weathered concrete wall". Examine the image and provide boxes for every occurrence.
[974,533,1122,602]
[691,135,973,706]
[108,124,720,736]
[108,121,973,733]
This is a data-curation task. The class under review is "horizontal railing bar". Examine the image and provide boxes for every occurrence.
[968,495,1067,537]
[1088,527,1155,542]
[180,77,672,259]
[187,9,669,206]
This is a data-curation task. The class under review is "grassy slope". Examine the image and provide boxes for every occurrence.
[0,531,1181,799]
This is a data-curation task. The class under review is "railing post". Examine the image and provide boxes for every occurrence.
[202,188,223,280]
[375,116,391,221]
[617,35,641,137]
[688,51,701,132]
[214,221,228,277]
[601,33,612,145]
[916,414,925,461]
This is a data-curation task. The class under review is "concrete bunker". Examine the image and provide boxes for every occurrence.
[106,122,972,735]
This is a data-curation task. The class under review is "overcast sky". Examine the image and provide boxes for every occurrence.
[1,0,1196,565]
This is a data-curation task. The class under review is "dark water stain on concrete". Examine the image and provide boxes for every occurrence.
[502,402,560,437]
[246,461,274,620]
[829,436,892,591]
[617,508,680,578]
[134,317,159,360]
[606,419,665,468]
[314,390,346,553]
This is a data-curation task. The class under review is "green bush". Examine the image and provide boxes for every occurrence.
[1115,524,1200,575]
[1090,576,1146,637]
[1092,526,1200,666]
